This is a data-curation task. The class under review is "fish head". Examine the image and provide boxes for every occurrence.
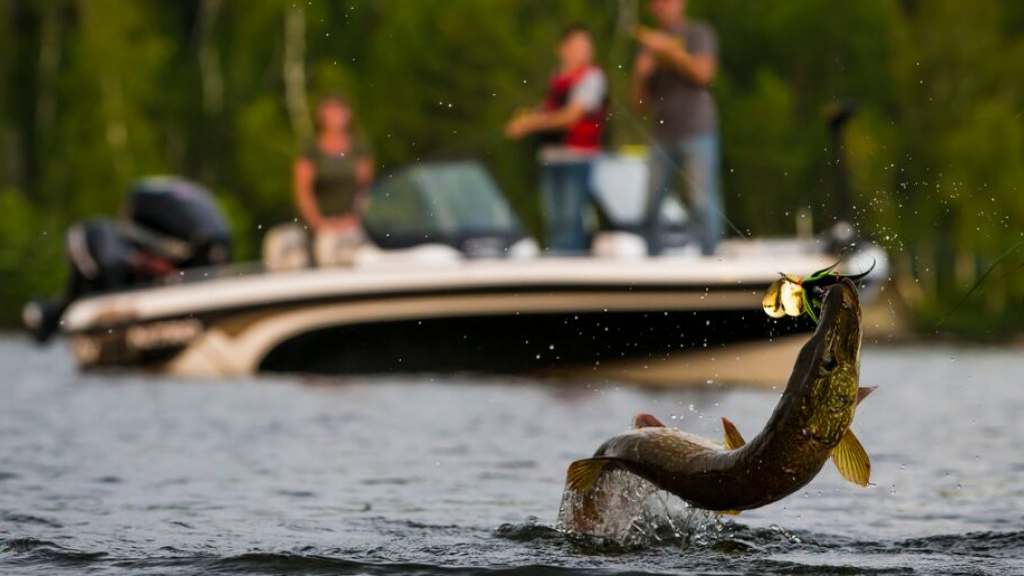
[798,279,862,447]
[818,279,862,370]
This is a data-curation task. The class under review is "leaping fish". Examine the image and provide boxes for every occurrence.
[565,280,873,516]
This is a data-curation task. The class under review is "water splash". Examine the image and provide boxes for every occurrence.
[555,469,722,550]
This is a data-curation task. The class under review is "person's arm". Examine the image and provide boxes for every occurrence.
[635,27,717,87]
[511,102,588,136]
[661,46,716,86]
[505,103,588,139]
[293,157,325,230]
[506,70,605,139]
[352,155,375,216]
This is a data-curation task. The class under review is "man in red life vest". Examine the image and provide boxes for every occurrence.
[505,24,608,254]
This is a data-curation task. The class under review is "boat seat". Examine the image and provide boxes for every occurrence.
[262,223,312,272]
[590,231,648,259]
[264,223,464,270]
[352,243,463,268]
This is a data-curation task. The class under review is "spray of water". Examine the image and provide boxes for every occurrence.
[555,468,722,550]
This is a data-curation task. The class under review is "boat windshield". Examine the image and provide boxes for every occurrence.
[363,161,526,253]
[590,155,687,231]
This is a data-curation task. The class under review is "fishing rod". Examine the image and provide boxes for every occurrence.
[369,3,872,282]
[597,4,884,325]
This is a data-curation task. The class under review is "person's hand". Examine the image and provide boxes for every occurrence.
[634,26,681,56]
[635,50,657,79]
[504,112,534,140]
[355,157,374,188]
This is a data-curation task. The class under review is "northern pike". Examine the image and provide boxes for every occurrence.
[565,280,872,514]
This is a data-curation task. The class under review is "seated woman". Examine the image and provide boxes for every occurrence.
[293,95,374,265]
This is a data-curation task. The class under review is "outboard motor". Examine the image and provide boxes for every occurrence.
[126,177,232,268]
[23,176,231,343]
[824,100,859,254]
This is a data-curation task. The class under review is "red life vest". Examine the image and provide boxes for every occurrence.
[542,65,608,151]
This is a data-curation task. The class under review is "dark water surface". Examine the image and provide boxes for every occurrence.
[1,338,1023,575]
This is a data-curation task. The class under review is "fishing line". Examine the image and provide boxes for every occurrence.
[605,96,752,243]
[370,3,840,280]
[595,0,754,246]
[366,4,743,251]
[604,5,889,286]
[935,236,1024,329]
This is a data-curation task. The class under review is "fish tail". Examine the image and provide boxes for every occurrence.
[565,458,618,493]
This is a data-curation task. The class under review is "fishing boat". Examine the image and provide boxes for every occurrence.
[47,160,886,384]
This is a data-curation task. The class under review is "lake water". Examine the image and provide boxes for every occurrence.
[1,337,1022,575]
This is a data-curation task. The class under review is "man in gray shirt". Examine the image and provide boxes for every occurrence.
[632,0,721,255]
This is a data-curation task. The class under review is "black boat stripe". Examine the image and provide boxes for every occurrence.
[70,282,761,333]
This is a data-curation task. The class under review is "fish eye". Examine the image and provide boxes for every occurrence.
[821,354,838,371]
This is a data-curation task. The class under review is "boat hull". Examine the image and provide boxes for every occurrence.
[62,244,884,384]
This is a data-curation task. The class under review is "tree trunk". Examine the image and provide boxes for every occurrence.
[197,0,224,117]
[36,0,62,155]
[283,8,312,143]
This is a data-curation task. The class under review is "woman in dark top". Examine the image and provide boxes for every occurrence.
[293,96,374,233]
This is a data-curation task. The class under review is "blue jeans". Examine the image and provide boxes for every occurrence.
[645,132,723,256]
[541,160,593,254]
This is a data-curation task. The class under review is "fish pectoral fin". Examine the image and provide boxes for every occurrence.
[856,386,878,406]
[566,458,617,493]
[632,413,666,429]
[715,509,742,516]
[721,417,747,450]
[831,429,871,487]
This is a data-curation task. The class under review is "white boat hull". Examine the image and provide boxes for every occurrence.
[62,241,886,384]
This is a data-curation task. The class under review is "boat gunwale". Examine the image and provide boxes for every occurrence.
[62,253,839,332]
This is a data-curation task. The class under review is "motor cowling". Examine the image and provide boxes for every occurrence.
[24,176,233,344]
[125,176,232,267]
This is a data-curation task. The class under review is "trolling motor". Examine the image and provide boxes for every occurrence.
[23,176,232,343]
[824,99,859,254]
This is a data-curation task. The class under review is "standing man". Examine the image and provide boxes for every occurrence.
[505,24,608,254]
[632,0,722,256]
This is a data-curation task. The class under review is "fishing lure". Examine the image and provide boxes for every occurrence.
[762,260,875,323]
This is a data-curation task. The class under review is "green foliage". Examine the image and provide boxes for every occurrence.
[234,95,295,222]
[0,0,1022,335]
[717,69,807,236]
[0,189,64,325]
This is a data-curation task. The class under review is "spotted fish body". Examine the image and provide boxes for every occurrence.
[567,280,867,513]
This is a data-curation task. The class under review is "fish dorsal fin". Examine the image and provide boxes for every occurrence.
[831,429,871,487]
[632,413,666,429]
[566,458,616,493]
[857,386,877,406]
[721,417,746,450]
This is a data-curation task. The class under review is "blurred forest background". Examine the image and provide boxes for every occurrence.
[1,0,1023,336]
